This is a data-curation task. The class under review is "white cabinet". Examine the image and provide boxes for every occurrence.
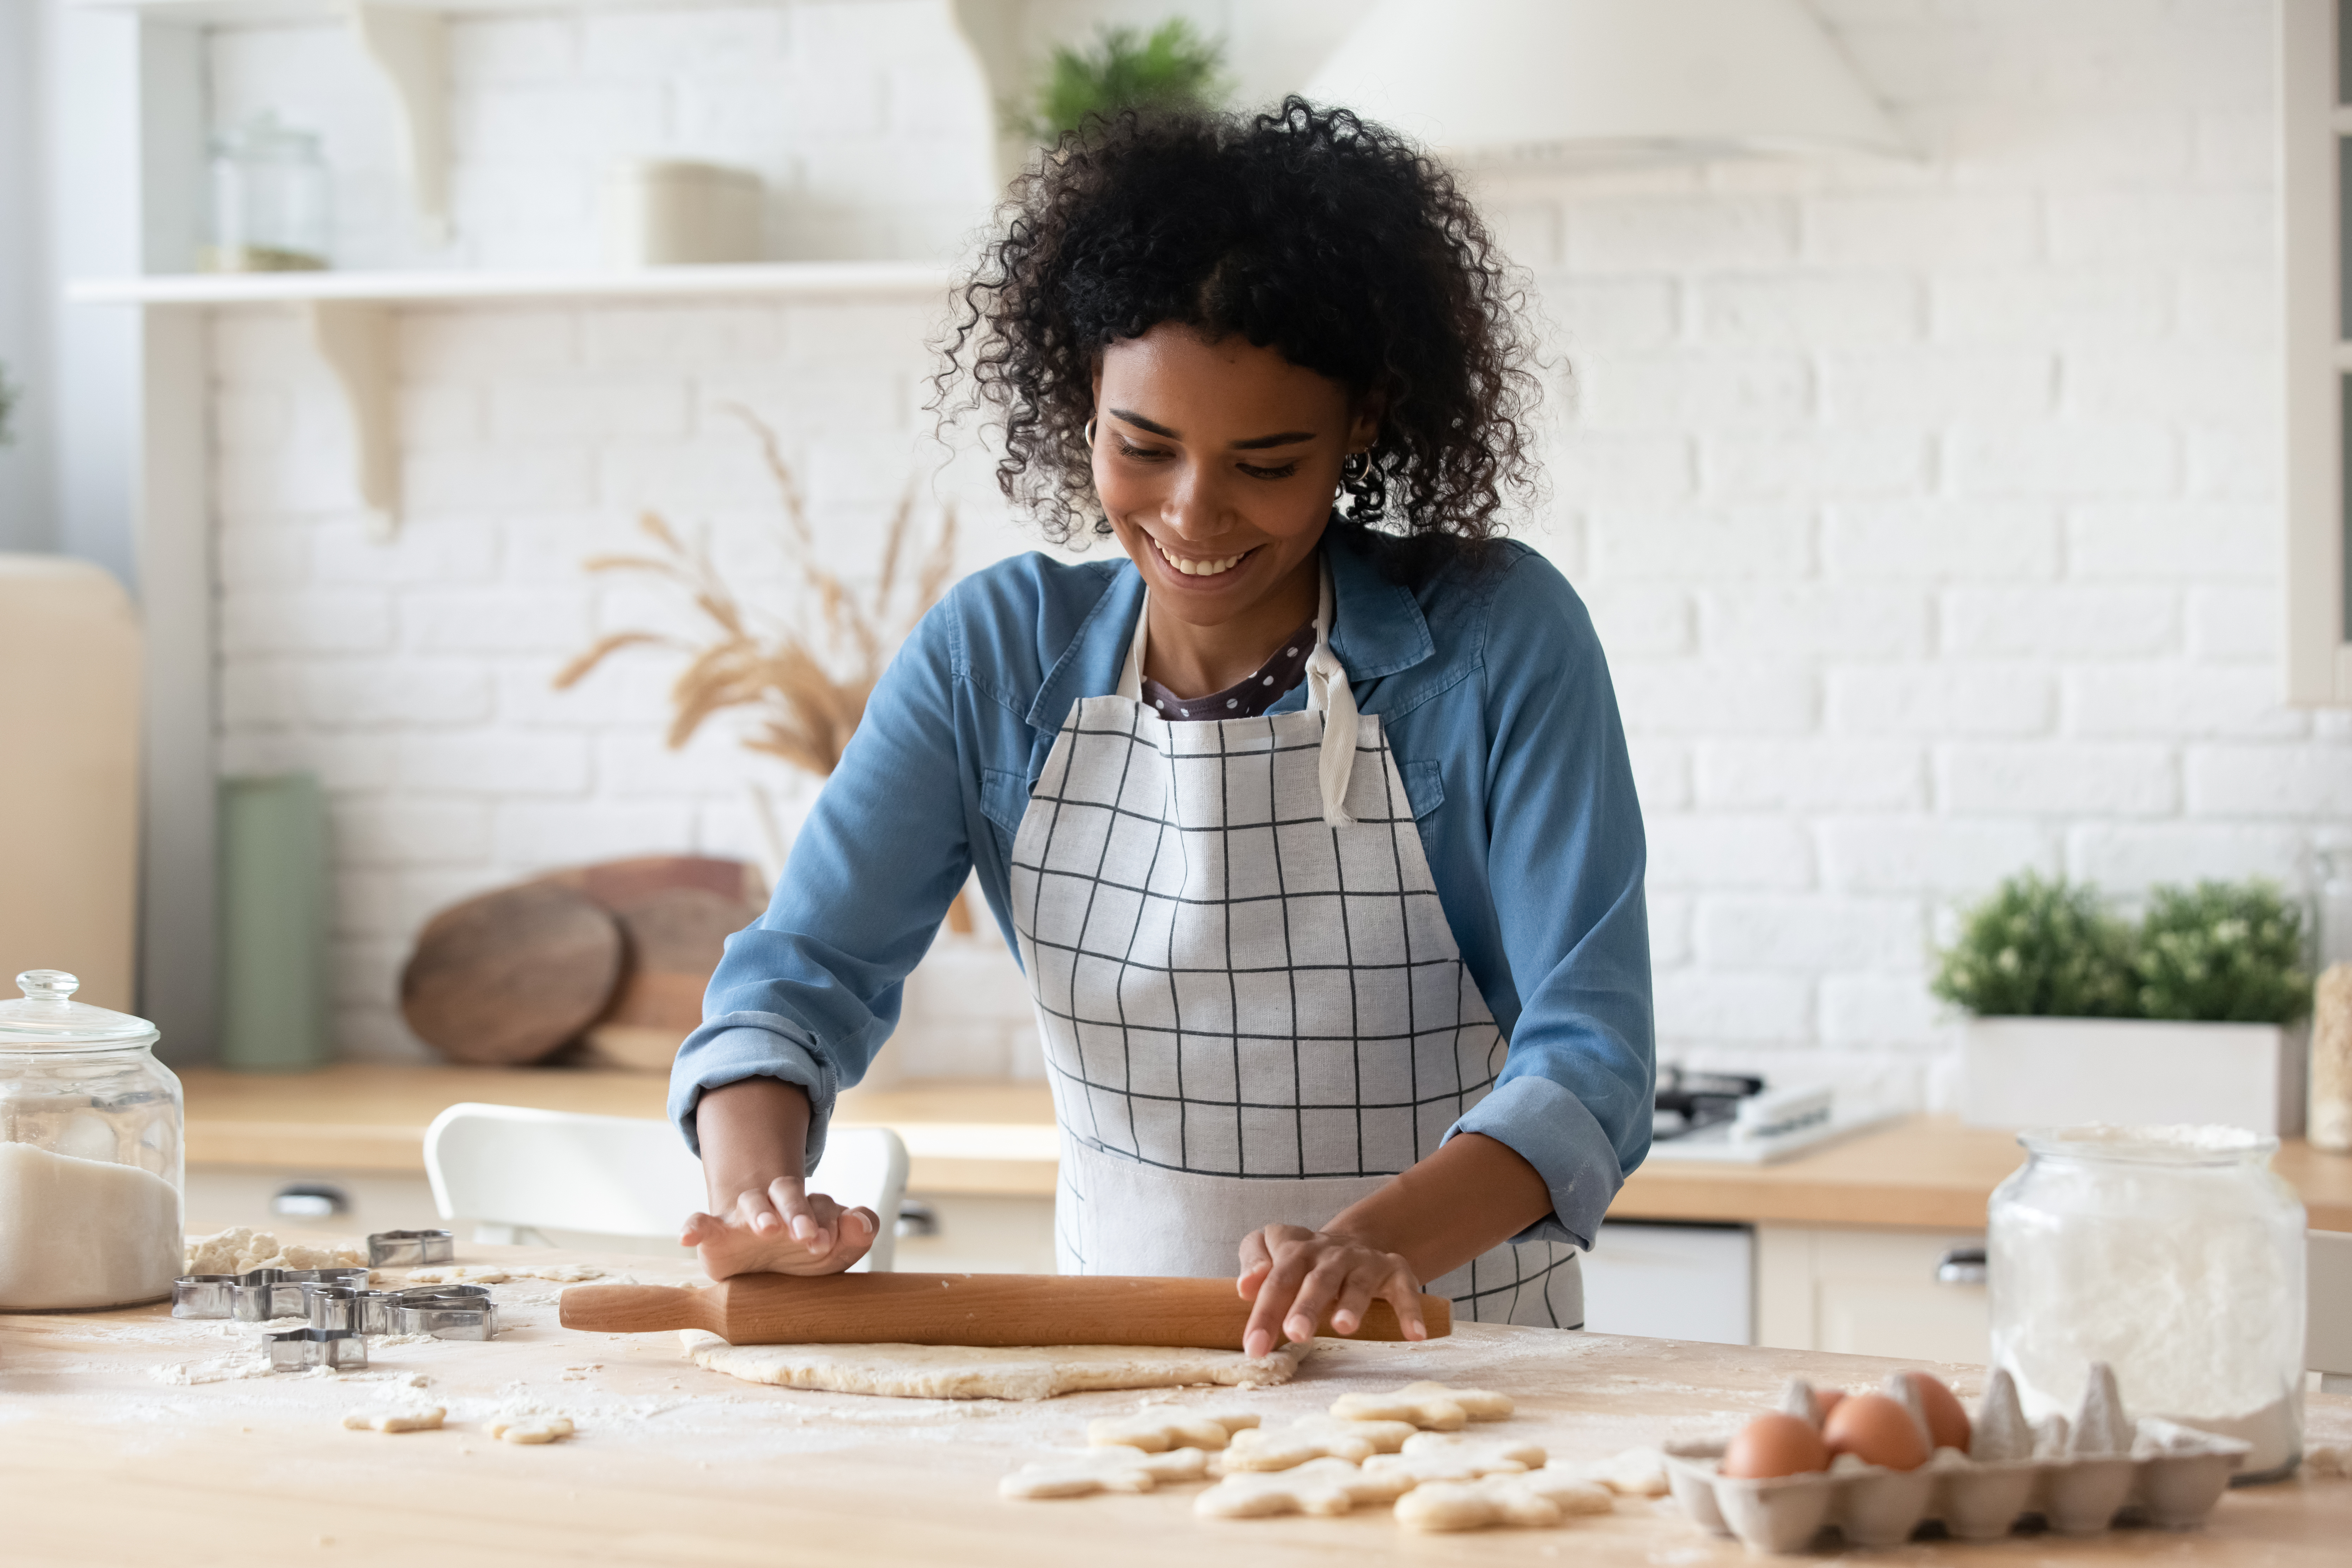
[1755,1224,1989,1366]
[1583,1221,1753,1345]
[186,1166,439,1234]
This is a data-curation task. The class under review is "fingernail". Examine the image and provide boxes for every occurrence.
[790,1216,815,1240]
[1333,1312,1357,1333]
[753,1213,777,1233]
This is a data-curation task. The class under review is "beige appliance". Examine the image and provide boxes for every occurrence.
[0,556,141,1010]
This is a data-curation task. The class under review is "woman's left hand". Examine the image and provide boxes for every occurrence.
[1235,1224,1430,1359]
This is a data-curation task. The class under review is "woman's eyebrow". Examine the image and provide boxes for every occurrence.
[1107,409,1316,450]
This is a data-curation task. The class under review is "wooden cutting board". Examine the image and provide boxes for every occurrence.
[559,1271,1453,1349]
[399,881,624,1065]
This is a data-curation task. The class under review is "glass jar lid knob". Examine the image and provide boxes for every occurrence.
[17,970,80,1004]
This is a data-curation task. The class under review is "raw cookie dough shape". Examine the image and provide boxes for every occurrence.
[1581,1446,1669,1497]
[1000,1445,1210,1500]
[678,1330,1311,1402]
[1194,1458,1416,1519]
[1366,1431,1547,1484]
[1221,1416,1418,1470]
[340,1405,444,1433]
[402,1266,512,1285]
[489,1416,574,1445]
[1395,1469,1614,1533]
[1086,1409,1258,1452]
[1329,1379,1514,1430]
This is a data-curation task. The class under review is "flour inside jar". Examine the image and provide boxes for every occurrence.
[0,1139,183,1309]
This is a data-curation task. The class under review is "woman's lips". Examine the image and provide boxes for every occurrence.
[1150,535,1255,579]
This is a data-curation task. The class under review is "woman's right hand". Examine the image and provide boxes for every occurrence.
[680,1175,880,1280]
[680,1077,879,1280]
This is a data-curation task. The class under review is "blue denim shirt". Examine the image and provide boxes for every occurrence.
[672,525,1655,1249]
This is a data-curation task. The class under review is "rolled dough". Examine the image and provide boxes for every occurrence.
[677,1330,1312,1401]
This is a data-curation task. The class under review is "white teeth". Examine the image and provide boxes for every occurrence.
[1153,539,1246,577]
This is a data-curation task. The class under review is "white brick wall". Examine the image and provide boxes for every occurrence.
[204,1,2347,1091]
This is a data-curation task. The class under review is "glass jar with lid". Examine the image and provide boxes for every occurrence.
[1988,1124,2306,1482]
[204,112,331,273]
[0,970,184,1310]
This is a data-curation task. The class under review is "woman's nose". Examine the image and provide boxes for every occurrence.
[1159,462,1227,540]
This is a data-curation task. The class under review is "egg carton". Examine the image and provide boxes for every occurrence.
[1663,1367,2250,1554]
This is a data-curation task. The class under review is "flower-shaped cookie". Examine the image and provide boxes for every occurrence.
[1085,1408,1259,1453]
[1194,1457,1417,1519]
[1394,1467,1615,1533]
[1000,1445,1211,1500]
[1219,1415,1417,1471]
[487,1415,574,1445]
[1329,1379,1514,1430]
[1571,1445,1669,1497]
[1364,1432,1548,1484]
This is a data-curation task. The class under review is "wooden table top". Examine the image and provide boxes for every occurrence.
[181,1065,2352,1229]
[7,1239,2346,1567]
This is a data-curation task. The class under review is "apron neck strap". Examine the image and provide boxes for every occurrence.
[1115,557,1359,827]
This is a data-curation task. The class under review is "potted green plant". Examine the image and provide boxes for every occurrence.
[1941,874,2314,1134]
[1014,18,1230,143]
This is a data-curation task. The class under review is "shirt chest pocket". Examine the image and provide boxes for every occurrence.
[981,767,1031,852]
[1399,758,1444,821]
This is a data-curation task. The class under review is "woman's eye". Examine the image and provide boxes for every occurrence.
[1115,439,1168,460]
[1238,462,1299,480]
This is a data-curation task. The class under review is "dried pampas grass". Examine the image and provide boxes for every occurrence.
[555,406,958,783]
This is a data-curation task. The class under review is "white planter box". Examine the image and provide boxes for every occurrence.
[1960,1018,2307,1136]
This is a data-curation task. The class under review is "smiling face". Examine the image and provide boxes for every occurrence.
[1091,325,1379,643]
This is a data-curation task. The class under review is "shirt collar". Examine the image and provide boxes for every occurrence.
[1023,523,1435,733]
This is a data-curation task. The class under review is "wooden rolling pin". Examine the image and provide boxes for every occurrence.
[559,1271,1452,1350]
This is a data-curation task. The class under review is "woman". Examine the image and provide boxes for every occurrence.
[674,100,1652,1355]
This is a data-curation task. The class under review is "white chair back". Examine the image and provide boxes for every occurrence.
[422,1102,908,1273]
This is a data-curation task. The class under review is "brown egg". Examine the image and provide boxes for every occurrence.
[1815,1387,1846,1424]
[1720,1412,1832,1479]
[1822,1392,1930,1471]
[1903,1372,1971,1452]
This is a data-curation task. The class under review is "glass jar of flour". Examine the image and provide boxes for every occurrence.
[1988,1125,2307,1481]
[0,970,183,1309]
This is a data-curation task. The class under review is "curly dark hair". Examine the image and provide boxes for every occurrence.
[932,97,1543,565]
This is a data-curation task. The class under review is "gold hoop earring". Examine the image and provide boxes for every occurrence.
[1083,417,1098,449]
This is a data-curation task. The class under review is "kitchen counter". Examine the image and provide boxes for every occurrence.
[182,1067,2352,1228]
[6,1238,2346,1566]
[179,1065,1058,1196]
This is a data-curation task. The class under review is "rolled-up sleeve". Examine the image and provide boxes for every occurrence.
[1441,553,1654,1251]
[668,596,975,1172]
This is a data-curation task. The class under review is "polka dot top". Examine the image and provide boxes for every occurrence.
[1139,618,1317,722]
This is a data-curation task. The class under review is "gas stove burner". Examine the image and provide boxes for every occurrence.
[1652,1067,1766,1141]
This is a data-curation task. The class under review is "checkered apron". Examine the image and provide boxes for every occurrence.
[1006,567,1583,1327]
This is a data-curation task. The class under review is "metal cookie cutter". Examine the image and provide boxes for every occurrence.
[305,1284,406,1336]
[171,1267,366,1321]
[171,1275,238,1319]
[393,1287,499,1341]
[230,1266,369,1322]
[368,1229,455,1267]
[266,1326,368,1373]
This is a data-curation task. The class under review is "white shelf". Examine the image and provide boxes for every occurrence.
[83,0,746,23]
[71,262,954,540]
[67,261,954,307]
